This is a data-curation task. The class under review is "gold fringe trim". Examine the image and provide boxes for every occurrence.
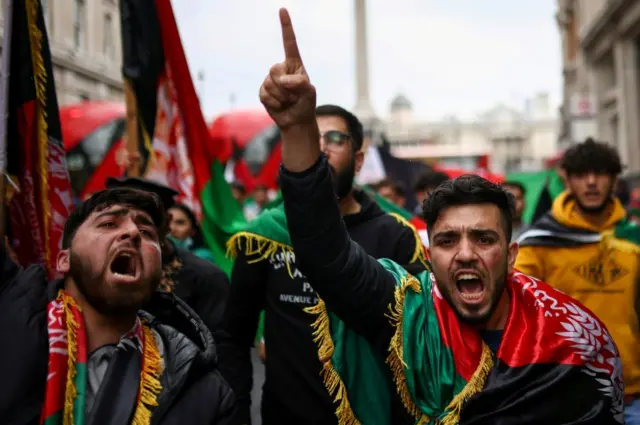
[389,213,429,268]
[439,343,493,425]
[305,298,360,425]
[226,232,296,278]
[386,275,492,425]
[385,275,429,423]
[132,326,164,425]
[62,294,81,425]
[600,229,640,255]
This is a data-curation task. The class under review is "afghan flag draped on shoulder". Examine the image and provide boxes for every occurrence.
[120,0,246,275]
[3,0,73,279]
[312,260,624,424]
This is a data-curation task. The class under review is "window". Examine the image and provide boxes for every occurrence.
[103,13,113,58]
[73,0,85,50]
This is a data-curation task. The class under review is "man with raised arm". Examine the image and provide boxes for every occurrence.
[258,8,624,424]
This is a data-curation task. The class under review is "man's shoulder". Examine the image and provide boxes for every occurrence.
[176,246,227,280]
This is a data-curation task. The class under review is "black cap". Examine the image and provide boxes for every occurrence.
[105,177,179,209]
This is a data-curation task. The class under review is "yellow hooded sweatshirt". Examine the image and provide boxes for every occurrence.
[516,191,640,395]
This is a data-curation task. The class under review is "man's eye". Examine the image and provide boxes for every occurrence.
[478,237,493,244]
[99,221,115,228]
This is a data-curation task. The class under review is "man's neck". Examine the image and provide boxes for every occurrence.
[339,192,361,216]
[478,291,510,331]
[65,281,138,353]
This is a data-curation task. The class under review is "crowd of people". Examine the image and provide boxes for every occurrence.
[1,7,640,425]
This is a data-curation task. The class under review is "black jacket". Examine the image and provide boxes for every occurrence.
[219,188,423,425]
[163,242,230,338]
[0,244,235,425]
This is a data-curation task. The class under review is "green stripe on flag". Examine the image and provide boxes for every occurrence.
[505,169,565,224]
[201,161,248,276]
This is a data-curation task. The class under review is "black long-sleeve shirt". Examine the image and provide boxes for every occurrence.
[280,155,399,352]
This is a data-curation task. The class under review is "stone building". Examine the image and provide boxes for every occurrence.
[384,92,558,174]
[557,0,640,172]
[0,0,124,106]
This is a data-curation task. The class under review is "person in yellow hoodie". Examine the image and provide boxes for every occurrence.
[516,138,640,423]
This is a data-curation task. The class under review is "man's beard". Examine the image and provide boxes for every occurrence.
[435,262,508,325]
[69,250,160,317]
[330,159,356,200]
[575,194,612,214]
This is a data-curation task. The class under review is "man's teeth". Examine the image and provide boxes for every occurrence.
[457,273,480,281]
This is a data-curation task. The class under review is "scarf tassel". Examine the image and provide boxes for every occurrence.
[132,326,163,425]
[306,299,360,425]
[439,344,493,425]
[389,213,430,268]
[386,276,430,423]
[63,295,81,425]
[226,233,296,278]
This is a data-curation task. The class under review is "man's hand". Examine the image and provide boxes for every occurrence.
[259,8,316,129]
[260,8,320,172]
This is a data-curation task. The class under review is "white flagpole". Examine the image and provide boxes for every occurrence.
[0,0,14,240]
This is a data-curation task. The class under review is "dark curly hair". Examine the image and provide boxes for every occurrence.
[423,175,515,242]
[561,138,622,176]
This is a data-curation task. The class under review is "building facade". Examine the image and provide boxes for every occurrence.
[557,0,640,172]
[384,93,558,174]
[0,0,124,106]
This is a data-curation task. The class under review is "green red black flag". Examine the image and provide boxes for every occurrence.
[120,0,246,274]
[4,0,73,278]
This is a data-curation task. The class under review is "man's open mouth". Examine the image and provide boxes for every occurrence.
[456,273,484,301]
[110,252,138,280]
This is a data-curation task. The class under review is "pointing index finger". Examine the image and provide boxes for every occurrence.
[279,8,302,62]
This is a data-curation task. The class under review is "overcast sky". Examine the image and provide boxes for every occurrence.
[172,0,561,122]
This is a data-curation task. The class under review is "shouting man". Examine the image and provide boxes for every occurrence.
[256,8,624,424]
[0,188,234,424]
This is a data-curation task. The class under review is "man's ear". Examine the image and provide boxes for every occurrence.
[354,150,365,174]
[57,248,70,274]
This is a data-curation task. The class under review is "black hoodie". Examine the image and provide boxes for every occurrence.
[0,244,235,425]
[219,189,424,425]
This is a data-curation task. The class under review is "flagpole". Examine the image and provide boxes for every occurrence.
[124,79,141,177]
[0,0,15,241]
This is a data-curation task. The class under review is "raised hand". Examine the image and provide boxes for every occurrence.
[259,8,316,130]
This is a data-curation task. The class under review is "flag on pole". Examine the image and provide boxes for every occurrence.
[4,0,73,278]
[120,0,246,274]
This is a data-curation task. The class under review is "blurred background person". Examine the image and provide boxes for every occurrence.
[502,181,528,242]
[168,202,215,263]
